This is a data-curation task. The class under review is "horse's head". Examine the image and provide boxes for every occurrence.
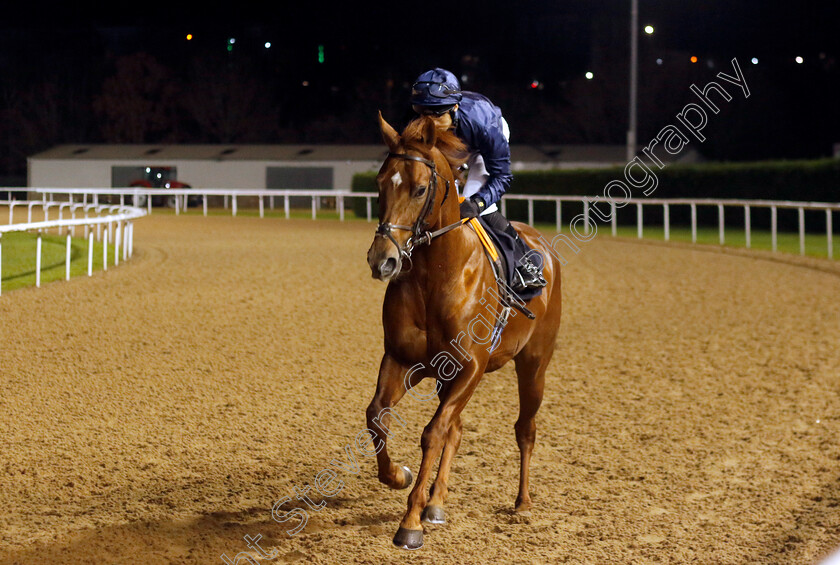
[367,112,466,282]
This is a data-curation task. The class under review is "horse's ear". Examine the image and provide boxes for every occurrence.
[378,111,400,152]
[420,117,437,147]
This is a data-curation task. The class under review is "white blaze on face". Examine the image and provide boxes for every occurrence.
[391,171,402,187]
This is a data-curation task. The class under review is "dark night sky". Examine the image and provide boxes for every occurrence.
[6,1,838,61]
[0,0,838,173]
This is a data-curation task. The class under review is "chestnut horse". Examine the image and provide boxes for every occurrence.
[365,113,563,550]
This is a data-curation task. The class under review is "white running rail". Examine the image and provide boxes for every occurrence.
[2,188,837,260]
[0,198,146,295]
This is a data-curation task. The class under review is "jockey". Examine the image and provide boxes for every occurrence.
[409,67,547,292]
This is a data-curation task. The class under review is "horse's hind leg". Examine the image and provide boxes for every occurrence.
[512,346,552,513]
[422,414,463,524]
[366,354,417,490]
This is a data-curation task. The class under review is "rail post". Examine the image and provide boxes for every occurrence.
[611,201,617,236]
[527,198,534,226]
[103,225,109,271]
[66,229,72,281]
[663,203,670,241]
[87,231,94,276]
[122,222,128,261]
[203,194,208,217]
[744,205,751,249]
[259,196,265,219]
[636,202,643,239]
[555,199,561,232]
[827,209,833,260]
[36,230,42,288]
[311,196,317,220]
[366,196,372,222]
[232,194,238,217]
[338,195,345,221]
[718,203,725,245]
[126,222,132,259]
[114,221,121,266]
[0,233,3,296]
[583,200,590,236]
[798,207,805,255]
[691,203,697,243]
[771,205,778,252]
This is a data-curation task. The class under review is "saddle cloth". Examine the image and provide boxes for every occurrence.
[471,215,544,303]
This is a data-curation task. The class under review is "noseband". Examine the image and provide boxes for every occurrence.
[376,152,464,266]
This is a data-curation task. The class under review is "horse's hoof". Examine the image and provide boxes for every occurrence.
[393,526,424,550]
[514,503,532,516]
[391,466,413,490]
[421,505,446,524]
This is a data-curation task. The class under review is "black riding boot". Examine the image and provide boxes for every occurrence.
[504,224,547,291]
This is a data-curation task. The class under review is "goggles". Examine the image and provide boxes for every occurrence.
[411,81,460,99]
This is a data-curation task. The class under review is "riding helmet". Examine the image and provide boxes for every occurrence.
[410,68,463,108]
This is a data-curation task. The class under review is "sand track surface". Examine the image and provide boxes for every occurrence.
[1,215,839,564]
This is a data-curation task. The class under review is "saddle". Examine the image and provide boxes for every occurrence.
[463,211,541,351]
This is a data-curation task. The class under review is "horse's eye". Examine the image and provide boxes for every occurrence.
[414,185,427,198]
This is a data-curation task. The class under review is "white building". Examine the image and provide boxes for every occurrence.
[28,143,698,192]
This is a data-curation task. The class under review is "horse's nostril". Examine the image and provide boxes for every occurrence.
[380,258,397,277]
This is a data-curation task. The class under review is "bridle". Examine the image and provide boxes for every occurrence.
[375,151,466,267]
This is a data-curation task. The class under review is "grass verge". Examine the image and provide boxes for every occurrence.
[1,231,114,293]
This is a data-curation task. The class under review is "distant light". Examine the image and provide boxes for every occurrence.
[795,56,804,64]
[264,42,271,49]
[460,74,468,84]
[145,167,151,173]
[585,71,594,80]
[318,44,325,64]
[156,173,162,179]
[656,58,663,65]
[530,80,539,89]
[690,56,698,63]
[644,25,654,35]
[186,34,193,41]
[751,57,759,65]
[302,80,309,87]
[228,38,236,45]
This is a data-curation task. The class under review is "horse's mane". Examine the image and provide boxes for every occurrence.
[402,116,469,180]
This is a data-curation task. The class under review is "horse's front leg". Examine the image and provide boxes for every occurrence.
[366,354,418,490]
[393,363,483,550]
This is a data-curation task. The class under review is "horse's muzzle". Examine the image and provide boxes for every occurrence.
[367,239,402,281]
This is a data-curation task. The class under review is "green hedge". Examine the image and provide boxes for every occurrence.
[352,158,840,229]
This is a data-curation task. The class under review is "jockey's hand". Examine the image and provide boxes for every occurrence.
[459,196,486,219]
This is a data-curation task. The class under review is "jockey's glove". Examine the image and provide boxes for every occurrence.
[459,196,486,219]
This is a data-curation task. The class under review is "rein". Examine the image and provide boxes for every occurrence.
[376,151,466,266]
